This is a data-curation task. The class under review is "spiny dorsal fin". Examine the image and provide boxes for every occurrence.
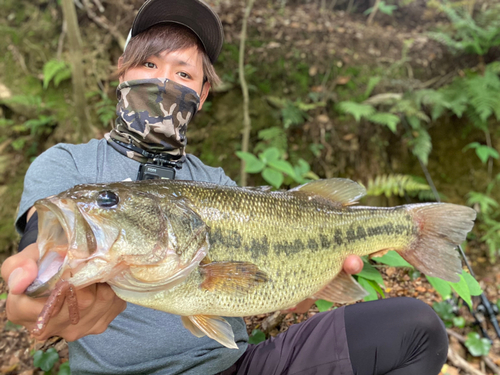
[199,261,269,294]
[290,178,366,206]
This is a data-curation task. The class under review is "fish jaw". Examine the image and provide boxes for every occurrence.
[26,197,99,297]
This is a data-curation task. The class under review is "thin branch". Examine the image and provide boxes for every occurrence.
[446,329,500,375]
[57,20,67,60]
[239,0,256,186]
[367,0,381,25]
[447,346,486,375]
[81,0,126,50]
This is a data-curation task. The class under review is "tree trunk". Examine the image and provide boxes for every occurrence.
[61,0,96,142]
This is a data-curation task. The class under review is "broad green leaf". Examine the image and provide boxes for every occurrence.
[358,277,379,301]
[260,147,281,164]
[357,262,385,287]
[465,332,491,357]
[426,276,452,299]
[236,151,265,173]
[449,274,472,309]
[432,301,455,321]
[475,145,499,164]
[371,250,412,268]
[262,167,283,189]
[453,316,466,328]
[267,160,297,178]
[58,361,71,375]
[248,329,266,344]
[463,272,482,296]
[315,299,334,312]
[0,292,6,300]
[33,348,59,372]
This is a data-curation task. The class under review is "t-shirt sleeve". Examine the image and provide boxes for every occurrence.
[16,145,90,233]
[216,167,237,187]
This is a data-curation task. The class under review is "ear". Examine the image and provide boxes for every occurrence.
[198,82,211,111]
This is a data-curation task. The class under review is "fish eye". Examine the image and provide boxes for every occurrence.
[97,191,119,208]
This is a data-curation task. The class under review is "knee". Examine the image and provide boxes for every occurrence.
[398,298,448,350]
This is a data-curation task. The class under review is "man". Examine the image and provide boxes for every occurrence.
[1,0,448,374]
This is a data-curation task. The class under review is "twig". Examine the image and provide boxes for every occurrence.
[446,329,500,375]
[81,0,126,50]
[448,346,486,375]
[367,0,381,25]
[238,0,256,186]
[57,20,67,60]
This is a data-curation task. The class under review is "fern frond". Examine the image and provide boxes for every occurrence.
[365,174,431,198]
[409,127,432,166]
[367,112,400,133]
[338,101,375,122]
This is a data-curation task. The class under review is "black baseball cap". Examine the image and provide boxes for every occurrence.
[128,0,224,64]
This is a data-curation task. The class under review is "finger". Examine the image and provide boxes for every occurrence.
[343,255,364,274]
[7,261,39,295]
[5,293,47,328]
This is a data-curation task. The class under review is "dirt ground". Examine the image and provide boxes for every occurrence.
[1,259,499,375]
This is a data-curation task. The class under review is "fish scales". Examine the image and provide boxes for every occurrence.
[118,182,417,316]
[27,178,476,348]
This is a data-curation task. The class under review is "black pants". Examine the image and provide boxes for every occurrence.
[218,298,448,375]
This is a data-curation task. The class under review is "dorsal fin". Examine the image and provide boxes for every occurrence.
[289,178,366,206]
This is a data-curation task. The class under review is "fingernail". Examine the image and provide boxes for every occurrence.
[8,267,24,291]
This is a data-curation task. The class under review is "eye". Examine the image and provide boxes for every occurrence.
[177,71,191,79]
[97,191,119,208]
[144,62,157,69]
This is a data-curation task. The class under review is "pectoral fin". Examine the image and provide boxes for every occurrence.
[313,270,369,303]
[181,315,238,349]
[199,261,269,293]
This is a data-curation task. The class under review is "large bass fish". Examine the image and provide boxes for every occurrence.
[26,178,476,348]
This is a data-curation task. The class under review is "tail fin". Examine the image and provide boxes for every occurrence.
[400,203,476,282]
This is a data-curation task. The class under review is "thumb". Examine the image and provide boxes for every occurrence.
[7,260,38,295]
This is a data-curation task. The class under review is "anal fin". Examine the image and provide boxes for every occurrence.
[181,315,238,349]
[313,270,369,304]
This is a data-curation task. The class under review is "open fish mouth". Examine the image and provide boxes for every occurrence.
[26,197,96,298]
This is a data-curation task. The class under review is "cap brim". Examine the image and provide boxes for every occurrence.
[131,0,223,63]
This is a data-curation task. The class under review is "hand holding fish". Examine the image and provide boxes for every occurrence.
[1,240,126,341]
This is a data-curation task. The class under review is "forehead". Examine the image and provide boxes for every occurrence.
[157,46,204,68]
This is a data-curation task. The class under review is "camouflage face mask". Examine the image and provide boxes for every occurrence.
[106,78,200,163]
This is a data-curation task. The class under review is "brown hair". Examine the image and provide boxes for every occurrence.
[117,23,221,87]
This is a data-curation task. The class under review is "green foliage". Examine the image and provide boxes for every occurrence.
[465,332,491,357]
[371,250,411,268]
[237,147,319,189]
[463,142,499,164]
[42,59,72,89]
[364,1,398,16]
[338,101,400,133]
[33,348,59,373]
[428,3,500,56]
[267,96,325,129]
[467,176,500,261]
[315,299,334,312]
[248,329,266,344]
[364,174,432,198]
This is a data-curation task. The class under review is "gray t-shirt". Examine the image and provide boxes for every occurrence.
[17,139,248,375]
